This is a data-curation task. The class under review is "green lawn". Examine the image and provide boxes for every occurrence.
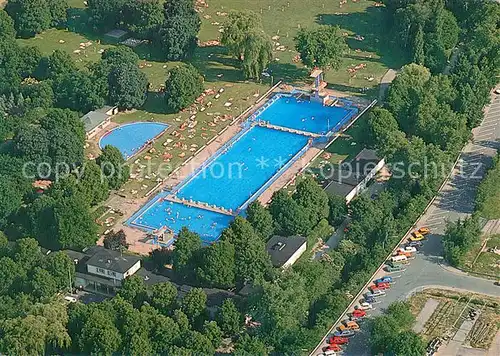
[462,234,500,280]
[15,1,397,198]
[476,163,500,219]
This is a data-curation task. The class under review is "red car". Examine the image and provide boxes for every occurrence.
[370,285,381,293]
[352,309,366,318]
[375,282,391,290]
[323,344,342,352]
[328,336,349,345]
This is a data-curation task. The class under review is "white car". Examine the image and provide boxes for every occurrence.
[357,302,373,310]
[371,289,386,297]
[494,88,500,95]
[64,295,77,303]
[399,246,417,254]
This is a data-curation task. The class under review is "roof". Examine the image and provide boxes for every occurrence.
[266,235,307,267]
[325,180,356,198]
[355,148,380,162]
[310,69,323,78]
[86,248,141,274]
[81,111,109,132]
[105,29,128,39]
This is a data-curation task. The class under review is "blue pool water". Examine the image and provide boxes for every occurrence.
[256,96,357,135]
[99,122,169,159]
[130,196,233,244]
[177,126,309,210]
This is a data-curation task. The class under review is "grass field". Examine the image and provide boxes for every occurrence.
[462,234,500,280]
[14,1,398,208]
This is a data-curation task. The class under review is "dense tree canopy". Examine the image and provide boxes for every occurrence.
[108,62,148,109]
[295,26,348,70]
[165,64,204,111]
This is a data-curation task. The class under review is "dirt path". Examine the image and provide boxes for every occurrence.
[413,298,440,333]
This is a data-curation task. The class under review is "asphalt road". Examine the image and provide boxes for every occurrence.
[315,92,500,356]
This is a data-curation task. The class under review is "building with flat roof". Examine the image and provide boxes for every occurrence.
[325,148,385,203]
[266,235,307,268]
[80,106,118,139]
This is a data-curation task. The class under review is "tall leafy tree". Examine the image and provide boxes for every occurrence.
[180,287,207,322]
[108,62,148,109]
[150,282,178,315]
[156,0,200,60]
[6,0,51,37]
[171,227,202,276]
[165,64,204,111]
[246,201,274,240]
[122,0,163,39]
[295,25,348,70]
[0,10,16,38]
[53,70,106,112]
[47,0,69,28]
[241,30,272,79]
[222,11,262,59]
[197,239,236,288]
[217,299,242,336]
[97,145,130,189]
[87,0,126,32]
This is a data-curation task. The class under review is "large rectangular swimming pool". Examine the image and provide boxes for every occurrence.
[177,126,309,211]
[256,96,357,135]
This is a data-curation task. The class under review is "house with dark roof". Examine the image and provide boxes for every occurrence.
[266,235,307,268]
[66,246,141,295]
[80,106,118,139]
[325,148,386,203]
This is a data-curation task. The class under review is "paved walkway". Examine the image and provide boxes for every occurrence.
[378,69,397,102]
[413,298,439,333]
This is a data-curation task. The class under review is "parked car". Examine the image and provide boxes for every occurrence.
[418,227,431,235]
[374,282,391,290]
[333,330,356,337]
[339,320,360,331]
[396,249,413,258]
[328,336,349,345]
[323,344,342,352]
[385,264,404,272]
[408,241,423,248]
[350,315,365,322]
[352,309,366,318]
[321,350,337,356]
[390,255,409,265]
[364,295,375,303]
[410,231,425,241]
[374,276,393,284]
[357,302,373,310]
[370,289,386,297]
[399,246,417,254]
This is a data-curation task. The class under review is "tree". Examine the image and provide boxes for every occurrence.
[268,190,311,236]
[13,237,41,270]
[148,313,180,353]
[0,178,24,227]
[108,62,148,109]
[196,239,236,288]
[53,70,106,112]
[6,0,51,37]
[0,10,16,38]
[187,330,215,355]
[0,257,23,295]
[202,320,222,347]
[217,299,242,336]
[47,0,69,27]
[78,309,122,355]
[41,108,86,169]
[53,194,99,249]
[43,251,75,291]
[387,63,431,134]
[234,334,268,356]
[0,38,22,93]
[122,0,163,39]
[442,215,481,266]
[118,275,148,308]
[87,0,126,32]
[164,64,204,111]
[221,10,262,59]
[77,160,110,205]
[328,193,347,227]
[171,227,202,276]
[241,30,272,79]
[246,201,274,240]
[39,49,77,81]
[294,258,342,303]
[0,315,48,355]
[103,230,129,250]
[181,287,206,322]
[367,107,407,158]
[156,0,200,60]
[221,217,271,285]
[412,25,425,64]
[293,177,329,227]
[150,282,178,315]
[389,331,426,356]
[295,26,348,70]
[29,267,58,300]
[97,145,130,189]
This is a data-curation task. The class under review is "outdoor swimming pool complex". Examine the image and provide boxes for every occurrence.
[128,93,359,243]
[99,122,170,160]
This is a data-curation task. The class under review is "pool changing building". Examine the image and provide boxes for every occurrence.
[325,148,386,203]
[266,235,307,268]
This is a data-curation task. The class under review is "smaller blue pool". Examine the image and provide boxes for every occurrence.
[99,122,169,159]
[256,96,357,135]
[129,196,233,244]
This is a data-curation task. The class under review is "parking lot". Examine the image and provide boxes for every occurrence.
[311,91,500,356]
